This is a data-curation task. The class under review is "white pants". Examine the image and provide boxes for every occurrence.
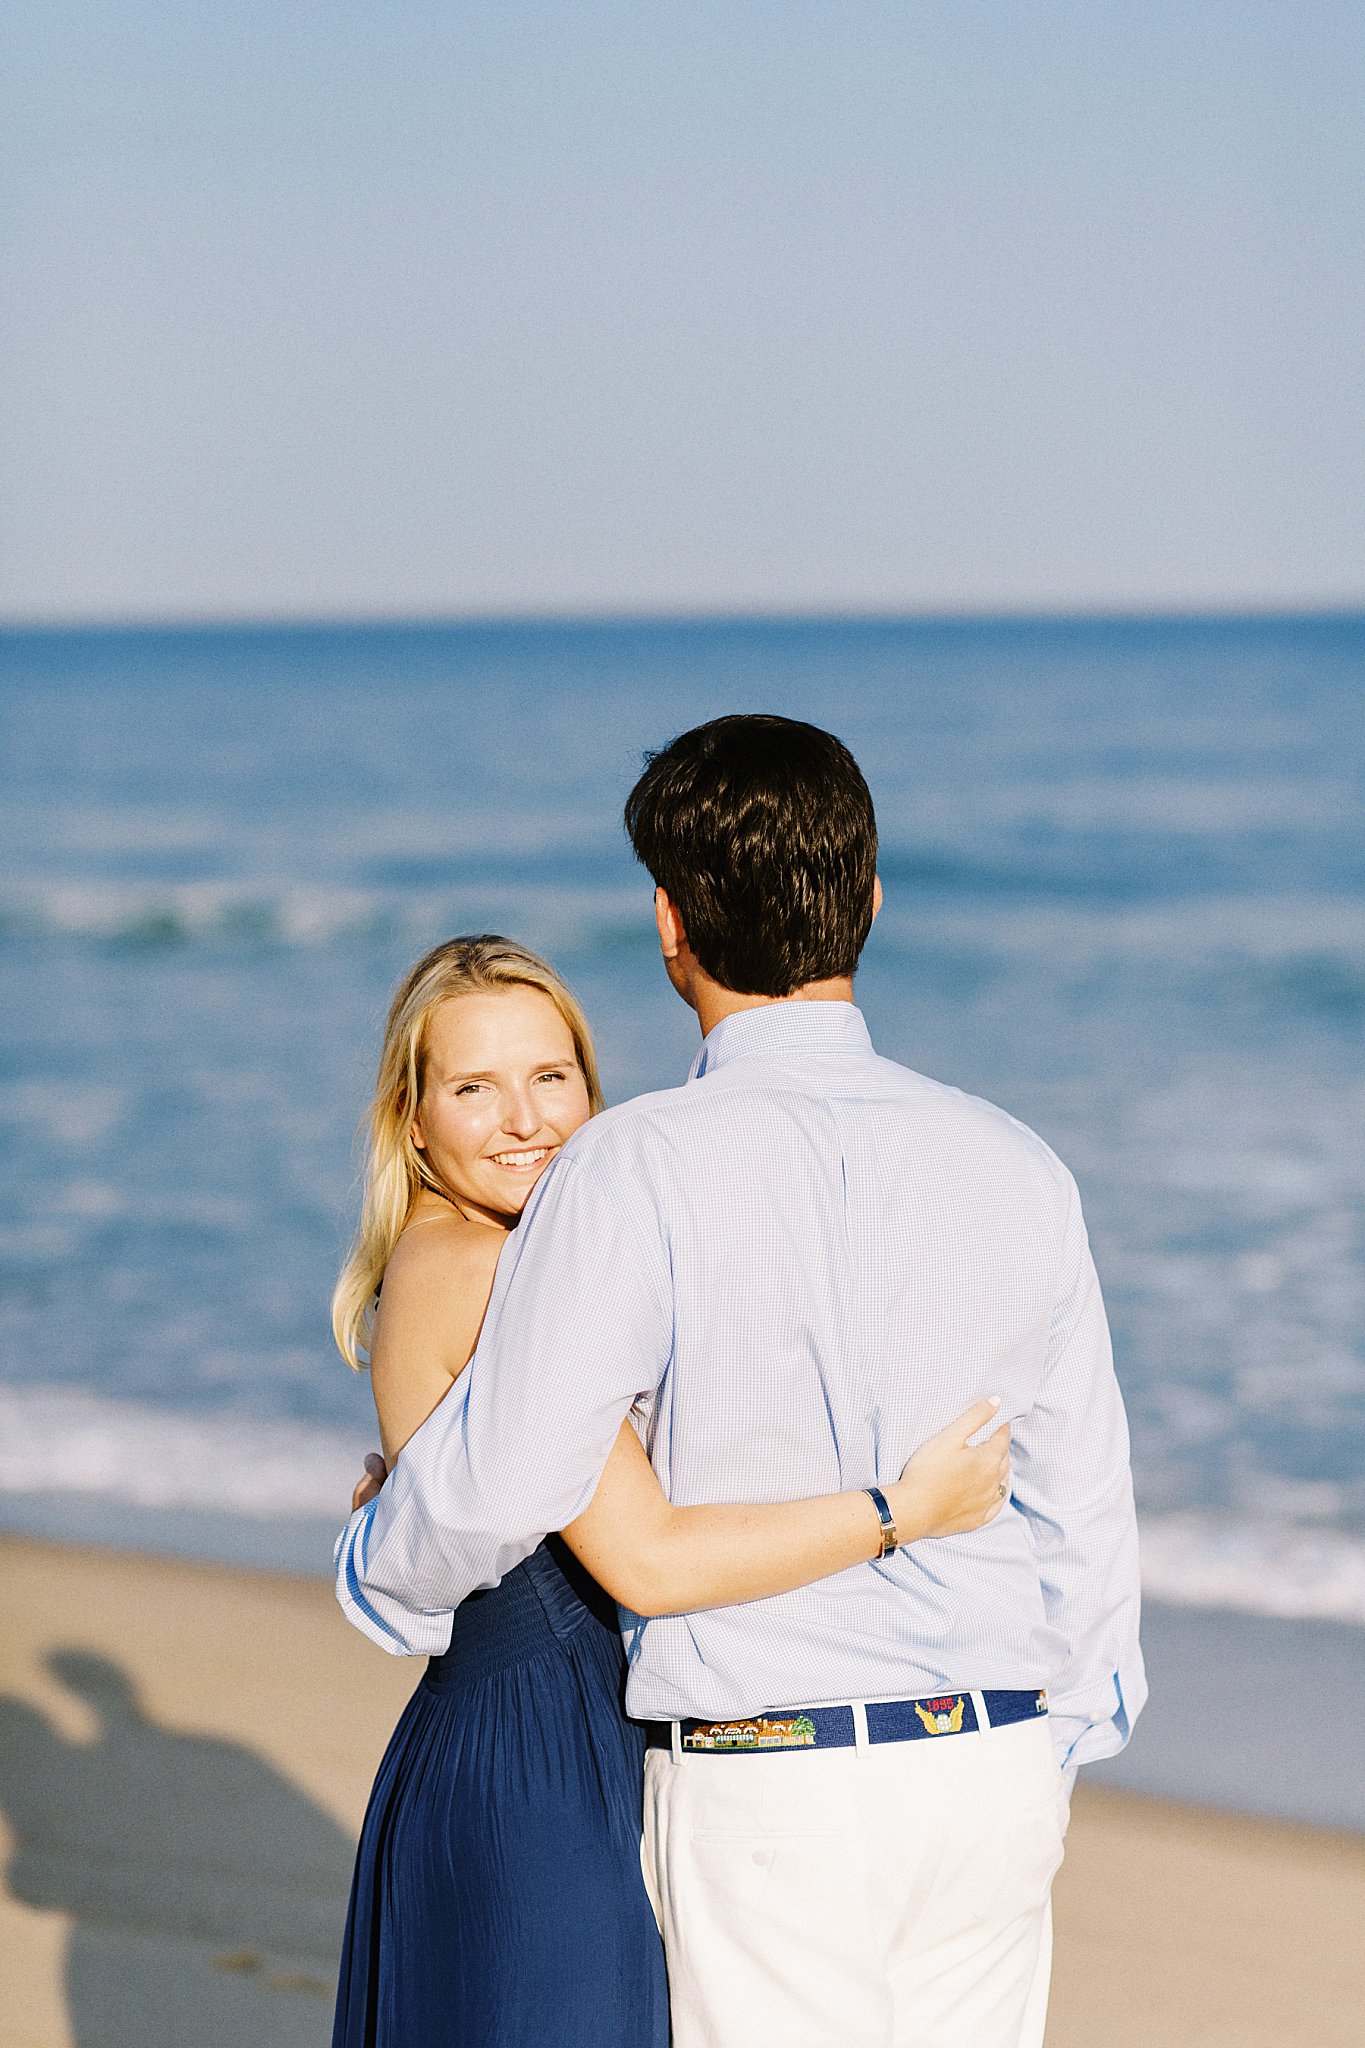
[642,1714,1066,2048]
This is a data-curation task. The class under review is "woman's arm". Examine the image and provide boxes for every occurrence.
[561,1398,1009,1616]
[366,1217,503,1468]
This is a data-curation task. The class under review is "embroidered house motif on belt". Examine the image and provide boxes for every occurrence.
[913,1696,965,1736]
[683,1714,818,1751]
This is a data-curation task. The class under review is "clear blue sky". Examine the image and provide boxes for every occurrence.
[2,2,1361,622]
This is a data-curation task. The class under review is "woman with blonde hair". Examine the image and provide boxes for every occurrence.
[330,934,1010,2048]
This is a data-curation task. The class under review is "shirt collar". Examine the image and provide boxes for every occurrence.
[687,1000,874,1080]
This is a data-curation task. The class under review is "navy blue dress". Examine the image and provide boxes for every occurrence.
[332,1537,669,2048]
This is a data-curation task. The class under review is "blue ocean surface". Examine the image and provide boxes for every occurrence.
[1,614,1363,1654]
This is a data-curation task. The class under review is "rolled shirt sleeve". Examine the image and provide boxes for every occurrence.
[1010,1176,1148,1769]
[336,1146,672,1655]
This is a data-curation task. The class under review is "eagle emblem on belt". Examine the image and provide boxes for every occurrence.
[914,1696,965,1735]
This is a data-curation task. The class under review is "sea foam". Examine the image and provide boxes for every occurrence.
[3,1385,1364,1626]
[0,1386,373,1520]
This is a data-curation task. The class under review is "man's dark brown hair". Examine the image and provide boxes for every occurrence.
[624,714,879,997]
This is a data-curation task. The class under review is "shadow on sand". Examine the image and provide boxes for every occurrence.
[0,1649,356,2048]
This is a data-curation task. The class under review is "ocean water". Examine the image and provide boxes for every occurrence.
[1,614,1363,1641]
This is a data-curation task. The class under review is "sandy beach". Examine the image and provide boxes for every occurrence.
[1,1533,1362,2048]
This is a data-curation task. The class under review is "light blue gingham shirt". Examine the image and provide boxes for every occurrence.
[337,1001,1145,1771]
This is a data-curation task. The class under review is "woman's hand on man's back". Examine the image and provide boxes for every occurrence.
[890,1397,1011,1543]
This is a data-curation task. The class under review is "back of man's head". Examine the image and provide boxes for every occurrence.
[624,714,879,997]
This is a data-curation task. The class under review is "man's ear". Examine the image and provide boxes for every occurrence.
[655,886,686,961]
[871,874,883,922]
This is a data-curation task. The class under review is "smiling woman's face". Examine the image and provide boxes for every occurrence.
[410,987,593,1228]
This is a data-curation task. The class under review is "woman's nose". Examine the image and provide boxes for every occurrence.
[501,1090,541,1139]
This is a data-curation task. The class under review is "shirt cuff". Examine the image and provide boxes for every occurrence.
[333,1499,455,1658]
[1048,1662,1145,1773]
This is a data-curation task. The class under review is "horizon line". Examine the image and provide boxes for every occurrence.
[4,596,1365,639]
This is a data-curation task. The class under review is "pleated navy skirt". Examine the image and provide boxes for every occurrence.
[332,1538,669,2048]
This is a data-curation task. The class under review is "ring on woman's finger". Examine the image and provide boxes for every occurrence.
[996,1481,1008,1499]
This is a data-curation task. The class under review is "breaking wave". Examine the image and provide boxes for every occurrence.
[1133,1512,1365,1628]
[3,879,1364,1027]
[4,1386,1365,1624]
[0,1386,373,1520]
[0,879,649,959]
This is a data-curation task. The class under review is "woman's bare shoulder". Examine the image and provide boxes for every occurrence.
[379,1209,505,1313]
[370,1211,505,1395]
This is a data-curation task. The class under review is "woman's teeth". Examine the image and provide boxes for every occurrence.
[489,1148,550,1168]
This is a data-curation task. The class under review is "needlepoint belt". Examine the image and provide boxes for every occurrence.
[646,1688,1047,1754]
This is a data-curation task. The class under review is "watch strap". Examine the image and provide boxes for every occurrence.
[865,1485,899,1558]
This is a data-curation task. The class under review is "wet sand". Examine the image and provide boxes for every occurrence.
[1,1533,1361,2047]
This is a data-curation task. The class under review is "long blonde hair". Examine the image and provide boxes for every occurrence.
[332,934,605,1369]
